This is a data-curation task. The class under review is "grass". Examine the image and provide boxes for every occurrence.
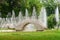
[0,28,15,30]
[0,30,60,40]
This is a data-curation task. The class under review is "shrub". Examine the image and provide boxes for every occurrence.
[47,14,56,29]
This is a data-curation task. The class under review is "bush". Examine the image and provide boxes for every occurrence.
[47,14,56,29]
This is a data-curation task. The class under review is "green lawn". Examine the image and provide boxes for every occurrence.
[0,30,60,40]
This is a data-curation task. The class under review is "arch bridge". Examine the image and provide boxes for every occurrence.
[15,19,47,31]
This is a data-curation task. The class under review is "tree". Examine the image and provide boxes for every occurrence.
[43,0,57,16]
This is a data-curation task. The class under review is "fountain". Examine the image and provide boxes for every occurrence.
[55,6,59,23]
[55,6,60,28]
[22,8,37,31]
[18,11,23,23]
[31,7,37,20]
[0,7,48,32]
[25,9,29,19]
[38,7,47,28]
[22,7,38,31]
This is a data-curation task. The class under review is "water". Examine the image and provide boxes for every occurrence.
[38,7,47,27]
[11,10,16,28]
[55,6,59,22]
[31,7,37,20]
[55,6,60,28]
[23,24,36,31]
[0,7,48,31]
[18,11,23,23]
[25,9,29,19]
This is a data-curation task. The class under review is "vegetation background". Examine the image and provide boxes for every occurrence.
[0,0,60,29]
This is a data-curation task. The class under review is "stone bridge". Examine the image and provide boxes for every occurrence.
[15,18,47,31]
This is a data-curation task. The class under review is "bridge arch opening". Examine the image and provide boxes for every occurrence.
[22,23,37,31]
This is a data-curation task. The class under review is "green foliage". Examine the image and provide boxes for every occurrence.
[59,14,60,25]
[48,14,56,29]
[58,4,60,14]
[0,0,58,17]
[0,0,42,17]
[19,0,42,16]
[43,0,57,16]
